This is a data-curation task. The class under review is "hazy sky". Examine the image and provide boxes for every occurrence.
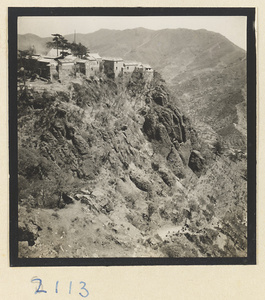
[18,16,247,50]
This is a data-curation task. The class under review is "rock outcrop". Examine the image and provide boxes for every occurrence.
[17,69,247,259]
[188,150,205,177]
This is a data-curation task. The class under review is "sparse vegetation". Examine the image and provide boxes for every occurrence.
[17,28,247,259]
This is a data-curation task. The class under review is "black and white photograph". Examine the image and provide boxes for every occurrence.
[10,8,256,264]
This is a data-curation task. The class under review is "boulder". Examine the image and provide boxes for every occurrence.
[129,172,152,192]
[151,86,169,106]
[142,114,157,140]
[188,150,205,176]
[62,192,74,204]
[72,134,89,155]
[65,123,75,140]
[158,169,175,187]
[167,148,185,178]
[178,140,192,165]
[18,219,42,246]
[82,157,98,179]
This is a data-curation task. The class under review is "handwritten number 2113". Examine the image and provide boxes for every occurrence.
[31,278,89,297]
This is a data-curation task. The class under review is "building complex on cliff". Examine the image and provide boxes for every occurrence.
[20,47,153,82]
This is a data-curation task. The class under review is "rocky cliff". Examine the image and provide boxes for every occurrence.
[17,69,247,258]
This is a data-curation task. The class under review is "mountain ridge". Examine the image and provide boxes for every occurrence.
[18,27,245,55]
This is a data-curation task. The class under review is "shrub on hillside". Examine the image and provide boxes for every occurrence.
[213,139,224,156]
[18,146,75,208]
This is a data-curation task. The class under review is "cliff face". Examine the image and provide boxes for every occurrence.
[17,70,247,258]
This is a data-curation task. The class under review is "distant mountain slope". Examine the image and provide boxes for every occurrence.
[18,33,51,54]
[65,28,245,75]
[18,28,246,149]
[19,27,244,64]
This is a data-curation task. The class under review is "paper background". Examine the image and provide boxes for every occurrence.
[0,1,263,299]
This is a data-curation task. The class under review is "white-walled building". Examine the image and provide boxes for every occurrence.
[123,62,139,74]
[102,57,124,78]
